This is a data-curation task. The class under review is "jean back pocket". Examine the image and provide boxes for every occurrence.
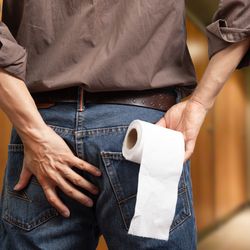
[1,144,59,231]
[101,151,191,233]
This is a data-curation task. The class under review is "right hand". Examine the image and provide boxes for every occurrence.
[13,125,102,218]
[156,99,208,161]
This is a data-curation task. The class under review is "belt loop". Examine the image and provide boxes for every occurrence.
[78,86,84,112]
[174,87,182,104]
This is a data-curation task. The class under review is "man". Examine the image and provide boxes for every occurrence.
[0,0,249,249]
[157,2,250,159]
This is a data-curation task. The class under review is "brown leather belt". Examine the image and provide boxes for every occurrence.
[32,86,177,112]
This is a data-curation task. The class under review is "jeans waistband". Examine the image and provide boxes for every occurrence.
[32,86,177,112]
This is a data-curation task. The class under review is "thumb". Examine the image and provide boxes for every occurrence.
[155,117,166,127]
[13,166,32,191]
[184,139,195,162]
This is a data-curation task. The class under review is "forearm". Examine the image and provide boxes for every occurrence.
[191,38,250,109]
[0,71,101,215]
[0,69,47,143]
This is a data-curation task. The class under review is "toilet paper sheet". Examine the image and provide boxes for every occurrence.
[122,120,185,241]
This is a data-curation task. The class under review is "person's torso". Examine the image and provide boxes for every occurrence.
[4,0,196,93]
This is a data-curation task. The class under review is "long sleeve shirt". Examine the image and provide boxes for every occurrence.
[0,0,249,94]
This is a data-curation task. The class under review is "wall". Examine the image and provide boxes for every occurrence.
[247,70,250,200]
[187,18,248,231]
[0,112,11,191]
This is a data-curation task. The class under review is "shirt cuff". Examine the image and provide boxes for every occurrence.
[0,23,27,81]
[206,19,250,69]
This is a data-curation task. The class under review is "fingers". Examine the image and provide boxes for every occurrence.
[61,167,99,195]
[70,156,102,177]
[184,139,195,162]
[54,175,94,208]
[41,181,70,218]
[37,168,96,217]
[156,112,174,129]
[14,167,32,191]
[41,174,95,217]
[155,117,166,127]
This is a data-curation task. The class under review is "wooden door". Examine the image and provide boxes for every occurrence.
[214,72,247,219]
[186,18,216,231]
[187,17,248,231]
[0,111,11,191]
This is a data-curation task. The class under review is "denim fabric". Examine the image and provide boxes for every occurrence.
[0,87,197,250]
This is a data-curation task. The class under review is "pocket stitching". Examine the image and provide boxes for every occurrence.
[3,146,60,231]
[101,155,131,231]
[169,190,192,232]
[119,194,137,204]
[101,151,186,194]
[101,151,192,233]
[7,187,31,202]
[8,144,24,152]
[3,208,59,231]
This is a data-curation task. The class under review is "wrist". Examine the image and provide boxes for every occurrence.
[188,96,214,112]
[17,122,50,145]
[190,93,215,111]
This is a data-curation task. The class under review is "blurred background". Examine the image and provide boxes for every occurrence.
[1,1,250,250]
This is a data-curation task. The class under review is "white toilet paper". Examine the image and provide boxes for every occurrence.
[122,119,185,241]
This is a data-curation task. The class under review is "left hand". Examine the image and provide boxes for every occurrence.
[156,99,208,161]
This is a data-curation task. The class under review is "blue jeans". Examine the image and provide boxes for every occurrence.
[0,87,197,249]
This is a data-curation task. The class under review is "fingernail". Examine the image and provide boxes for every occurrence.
[86,200,93,207]
[93,188,99,194]
[13,184,20,191]
[63,211,70,217]
[96,170,102,176]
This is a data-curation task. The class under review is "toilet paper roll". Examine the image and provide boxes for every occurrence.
[122,119,185,241]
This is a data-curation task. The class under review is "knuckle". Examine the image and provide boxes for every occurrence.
[66,158,74,167]
[88,184,95,190]
[81,197,93,207]
[86,165,95,173]
[50,174,59,183]
[47,196,57,205]
[42,182,51,191]
[66,188,75,197]
[43,185,50,192]
[63,170,71,178]
[56,164,65,172]
[79,163,86,170]
[89,186,98,194]
[37,175,45,184]
[73,177,83,185]
[87,165,95,171]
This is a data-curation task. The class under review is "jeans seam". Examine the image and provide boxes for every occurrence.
[101,151,124,160]
[8,144,24,152]
[119,194,137,204]
[47,124,75,134]
[101,151,192,234]
[3,208,59,231]
[7,187,31,202]
[101,155,131,231]
[170,188,192,232]
[78,126,129,137]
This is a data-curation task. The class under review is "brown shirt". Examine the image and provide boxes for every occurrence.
[1,0,249,94]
